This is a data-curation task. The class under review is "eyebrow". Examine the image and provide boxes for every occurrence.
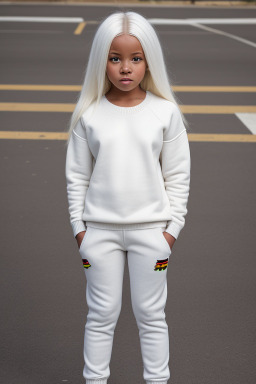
[109,51,143,55]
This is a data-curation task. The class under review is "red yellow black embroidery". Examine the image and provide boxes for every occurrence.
[154,258,168,271]
[82,259,91,269]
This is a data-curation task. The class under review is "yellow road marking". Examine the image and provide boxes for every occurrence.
[0,103,255,113]
[0,84,82,91]
[181,105,256,113]
[0,132,255,142]
[0,103,74,112]
[188,134,256,142]
[174,86,256,92]
[74,21,86,35]
[0,131,68,140]
[0,85,256,92]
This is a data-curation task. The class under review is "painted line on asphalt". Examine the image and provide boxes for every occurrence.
[0,84,82,91]
[0,132,255,142]
[188,134,256,142]
[0,16,84,23]
[74,21,86,35]
[0,103,255,113]
[0,103,74,112]
[0,85,255,92]
[148,18,256,25]
[171,86,256,92]
[181,106,256,113]
[0,131,68,140]
[0,16,256,25]
[1,17,254,44]
[235,113,256,134]
[1,17,256,25]
[189,22,256,48]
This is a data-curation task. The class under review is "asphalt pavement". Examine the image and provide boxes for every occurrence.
[0,2,256,384]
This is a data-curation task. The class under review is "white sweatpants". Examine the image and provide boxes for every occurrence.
[79,223,172,384]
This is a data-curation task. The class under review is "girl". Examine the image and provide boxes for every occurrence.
[65,11,191,384]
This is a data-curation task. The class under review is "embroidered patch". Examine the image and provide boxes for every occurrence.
[154,258,168,271]
[82,259,91,269]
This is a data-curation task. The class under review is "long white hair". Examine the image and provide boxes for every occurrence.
[66,11,189,142]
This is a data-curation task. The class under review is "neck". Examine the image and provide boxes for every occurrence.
[105,87,146,102]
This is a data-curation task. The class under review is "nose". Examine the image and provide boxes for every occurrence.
[120,59,131,73]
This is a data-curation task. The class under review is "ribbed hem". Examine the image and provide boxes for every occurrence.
[146,381,167,384]
[71,220,86,238]
[86,379,107,384]
[86,220,167,231]
[165,220,183,240]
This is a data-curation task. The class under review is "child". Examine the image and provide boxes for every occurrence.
[65,11,191,384]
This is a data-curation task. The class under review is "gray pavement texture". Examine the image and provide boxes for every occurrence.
[0,3,256,384]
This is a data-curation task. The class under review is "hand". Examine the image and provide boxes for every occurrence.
[75,231,86,249]
[163,231,176,251]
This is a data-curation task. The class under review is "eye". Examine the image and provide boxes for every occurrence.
[133,57,142,62]
[109,57,120,63]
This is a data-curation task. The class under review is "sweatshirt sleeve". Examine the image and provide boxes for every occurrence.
[160,103,191,240]
[65,118,94,238]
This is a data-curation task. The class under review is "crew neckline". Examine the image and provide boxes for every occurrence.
[103,91,151,113]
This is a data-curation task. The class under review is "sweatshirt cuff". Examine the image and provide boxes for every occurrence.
[71,220,87,238]
[165,221,182,240]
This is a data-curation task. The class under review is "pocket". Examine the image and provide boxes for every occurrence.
[159,227,172,254]
[79,228,89,251]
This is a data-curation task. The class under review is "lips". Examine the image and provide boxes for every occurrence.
[120,78,132,81]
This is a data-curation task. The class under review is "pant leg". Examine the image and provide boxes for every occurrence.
[126,226,171,384]
[79,227,126,384]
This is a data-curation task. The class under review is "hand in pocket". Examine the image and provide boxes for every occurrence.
[76,231,86,249]
[162,231,176,251]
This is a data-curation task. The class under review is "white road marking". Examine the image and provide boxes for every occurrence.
[1,17,256,25]
[235,113,256,134]
[147,18,256,47]
[189,18,256,24]
[189,22,256,48]
[0,16,83,23]
[148,18,256,25]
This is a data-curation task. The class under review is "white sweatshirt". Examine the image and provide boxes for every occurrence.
[65,90,191,240]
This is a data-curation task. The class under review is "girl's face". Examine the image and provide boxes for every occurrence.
[106,34,147,94]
